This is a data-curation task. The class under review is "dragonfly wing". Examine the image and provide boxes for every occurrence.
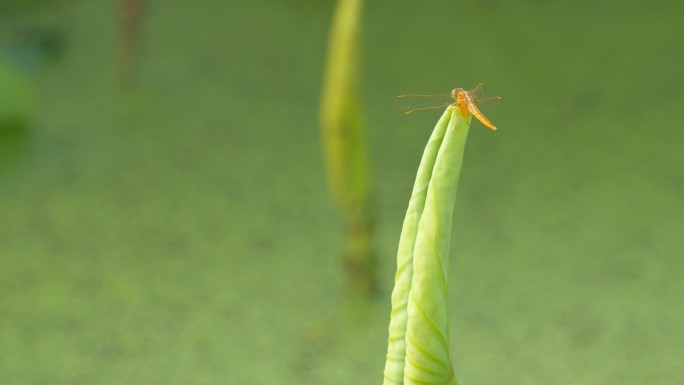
[402,104,452,116]
[396,94,453,115]
[474,96,502,113]
[469,84,487,101]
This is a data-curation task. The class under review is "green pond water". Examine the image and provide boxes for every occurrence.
[1,0,682,384]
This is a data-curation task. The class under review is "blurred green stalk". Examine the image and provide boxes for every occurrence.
[0,61,32,131]
[383,107,471,385]
[320,0,375,295]
[117,0,142,84]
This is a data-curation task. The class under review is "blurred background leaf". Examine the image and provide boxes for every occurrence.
[319,0,376,296]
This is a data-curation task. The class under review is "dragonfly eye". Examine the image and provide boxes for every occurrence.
[450,89,459,99]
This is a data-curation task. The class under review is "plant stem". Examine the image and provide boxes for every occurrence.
[320,0,375,295]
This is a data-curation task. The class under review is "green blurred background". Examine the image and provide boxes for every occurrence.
[1,0,682,384]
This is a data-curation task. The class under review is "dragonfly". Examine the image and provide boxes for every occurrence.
[397,84,502,130]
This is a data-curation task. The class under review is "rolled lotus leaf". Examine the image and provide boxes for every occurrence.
[384,106,471,385]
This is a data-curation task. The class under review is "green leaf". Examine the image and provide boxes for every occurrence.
[319,0,376,295]
[319,0,367,210]
[384,107,471,385]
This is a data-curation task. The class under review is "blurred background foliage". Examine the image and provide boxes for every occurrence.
[319,0,376,295]
[0,0,682,384]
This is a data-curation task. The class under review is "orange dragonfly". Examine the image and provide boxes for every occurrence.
[397,84,502,130]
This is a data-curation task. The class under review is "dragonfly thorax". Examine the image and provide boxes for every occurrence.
[451,88,471,107]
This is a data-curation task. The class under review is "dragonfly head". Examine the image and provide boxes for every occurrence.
[451,88,464,100]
